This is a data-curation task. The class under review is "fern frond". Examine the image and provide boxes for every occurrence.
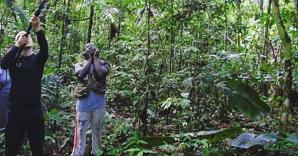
[101,7,122,23]
[82,0,106,7]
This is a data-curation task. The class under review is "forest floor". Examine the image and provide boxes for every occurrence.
[0,101,297,155]
[41,102,298,156]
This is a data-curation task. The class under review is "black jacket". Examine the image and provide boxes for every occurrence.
[1,30,48,109]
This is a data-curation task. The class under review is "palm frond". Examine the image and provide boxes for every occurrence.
[82,0,93,7]
[82,0,106,7]
[101,7,122,23]
[4,0,29,29]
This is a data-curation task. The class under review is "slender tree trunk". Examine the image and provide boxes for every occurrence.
[224,0,228,51]
[260,0,264,14]
[108,24,112,49]
[165,0,175,125]
[296,0,298,12]
[117,16,121,41]
[141,0,151,136]
[87,5,94,43]
[295,0,298,28]
[260,0,272,96]
[236,0,241,51]
[170,0,175,74]
[263,0,272,63]
[58,0,70,69]
[272,0,293,128]
[178,25,183,71]
[260,0,264,57]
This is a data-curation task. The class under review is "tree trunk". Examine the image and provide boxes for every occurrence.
[260,0,272,96]
[224,0,228,51]
[272,0,293,128]
[58,0,70,70]
[141,0,151,136]
[178,25,183,71]
[295,0,298,28]
[259,0,264,58]
[87,5,94,43]
[117,16,121,41]
[263,0,272,63]
[236,0,241,51]
[170,0,175,74]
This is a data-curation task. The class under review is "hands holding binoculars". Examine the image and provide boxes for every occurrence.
[84,49,100,61]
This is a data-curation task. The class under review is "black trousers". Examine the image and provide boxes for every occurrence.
[5,107,44,156]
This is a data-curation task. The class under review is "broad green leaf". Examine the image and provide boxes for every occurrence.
[142,149,157,154]
[177,126,242,143]
[225,79,270,120]
[124,147,141,153]
[141,136,175,147]
[137,151,143,156]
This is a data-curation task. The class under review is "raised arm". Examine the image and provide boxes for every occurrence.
[93,51,109,78]
[31,16,48,65]
[36,30,48,65]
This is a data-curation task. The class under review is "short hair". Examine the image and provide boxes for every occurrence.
[84,43,97,54]
[15,31,31,42]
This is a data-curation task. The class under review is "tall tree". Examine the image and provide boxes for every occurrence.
[295,0,298,25]
[272,0,293,127]
[58,0,71,70]
[236,0,241,51]
[170,0,175,73]
[260,0,272,96]
[141,0,151,136]
[87,4,94,43]
[224,0,228,51]
[263,0,272,63]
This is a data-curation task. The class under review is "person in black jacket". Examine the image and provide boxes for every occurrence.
[0,16,48,156]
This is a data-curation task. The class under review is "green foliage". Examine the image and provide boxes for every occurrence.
[101,7,122,23]
[223,79,271,120]
[42,74,63,110]
[123,133,157,156]
[0,0,298,155]
[141,136,175,147]
[265,132,298,155]
[4,0,28,29]
[161,96,190,110]
[178,127,242,144]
